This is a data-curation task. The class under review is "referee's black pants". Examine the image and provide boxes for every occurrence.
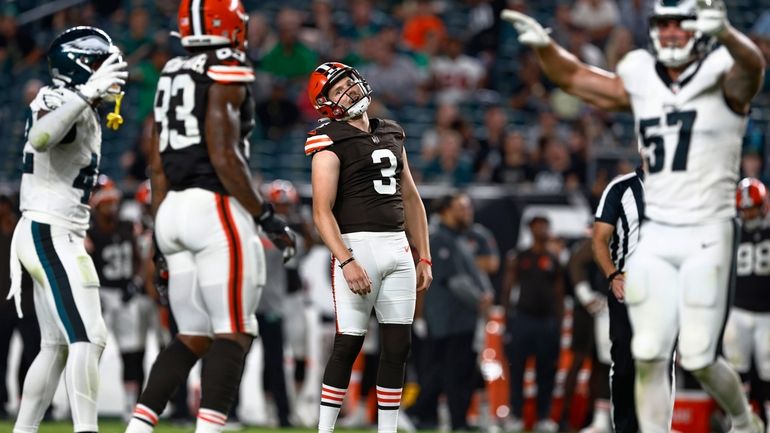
[608,292,637,433]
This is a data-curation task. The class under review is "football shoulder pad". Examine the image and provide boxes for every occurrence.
[304,121,334,155]
[206,48,255,84]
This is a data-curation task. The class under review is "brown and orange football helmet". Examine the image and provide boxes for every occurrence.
[178,0,248,50]
[307,62,372,120]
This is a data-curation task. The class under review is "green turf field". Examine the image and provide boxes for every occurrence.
[3,421,348,433]
[0,420,571,433]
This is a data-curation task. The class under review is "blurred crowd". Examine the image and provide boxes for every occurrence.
[1,0,769,194]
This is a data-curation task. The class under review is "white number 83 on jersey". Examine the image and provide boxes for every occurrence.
[154,74,201,152]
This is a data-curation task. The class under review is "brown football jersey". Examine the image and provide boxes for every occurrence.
[306,118,406,233]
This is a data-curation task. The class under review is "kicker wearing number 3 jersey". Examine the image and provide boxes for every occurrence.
[306,62,432,433]
[305,119,406,233]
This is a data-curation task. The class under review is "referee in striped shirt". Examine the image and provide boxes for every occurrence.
[591,166,645,433]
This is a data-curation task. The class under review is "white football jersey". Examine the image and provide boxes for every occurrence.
[617,47,746,225]
[20,86,101,232]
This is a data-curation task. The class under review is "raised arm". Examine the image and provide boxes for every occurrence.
[719,28,765,113]
[680,0,765,113]
[401,149,433,291]
[500,10,630,111]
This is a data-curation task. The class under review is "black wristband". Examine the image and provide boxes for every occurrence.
[338,256,355,269]
[607,270,622,282]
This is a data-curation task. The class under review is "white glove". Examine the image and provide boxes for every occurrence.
[681,0,728,37]
[413,318,428,339]
[78,52,128,103]
[500,9,551,47]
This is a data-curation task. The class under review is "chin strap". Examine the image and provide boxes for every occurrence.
[106,92,124,130]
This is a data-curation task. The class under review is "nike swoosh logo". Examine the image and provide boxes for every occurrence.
[701,241,717,249]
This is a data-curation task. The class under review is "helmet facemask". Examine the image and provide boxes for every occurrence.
[650,17,698,67]
[648,0,714,68]
[319,69,372,121]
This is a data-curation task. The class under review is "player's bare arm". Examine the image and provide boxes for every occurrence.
[592,221,625,301]
[500,10,630,111]
[719,27,765,113]
[311,150,372,295]
[205,83,266,217]
[569,240,607,314]
[500,252,518,315]
[400,148,432,291]
[148,124,167,218]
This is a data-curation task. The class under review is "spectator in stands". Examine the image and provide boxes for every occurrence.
[570,0,620,45]
[501,216,564,432]
[359,35,424,107]
[408,193,493,431]
[549,4,575,47]
[246,12,277,63]
[456,192,500,281]
[401,0,446,54]
[0,6,43,77]
[300,0,337,59]
[421,102,460,161]
[605,26,635,71]
[256,79,300,141]
[261,8,319,80]
[120,115,153,190]
[429,36,486,105]
[491,131,534,185]
[509,51,550,113]
[130,43,170,122]
[524,108,570,153]
[119,7,155,63]
[464,0,496,60]
[751,11,770,96]
[474,105,508,181]
[533,137,580,193]
[423,131,474,186]
[565,24,607,69]
[618,0,652,48]
[338,0,390,41]
[566,127,589,186]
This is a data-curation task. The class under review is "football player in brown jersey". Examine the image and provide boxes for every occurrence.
[125,1,293,432]
[305,62,432,433]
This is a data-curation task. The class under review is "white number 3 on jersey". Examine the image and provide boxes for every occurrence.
[372,149,397,195]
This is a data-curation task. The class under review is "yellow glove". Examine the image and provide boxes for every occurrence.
[106,92,124,130]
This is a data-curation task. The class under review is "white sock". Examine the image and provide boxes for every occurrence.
[376,386,402,433]
[13,345,67,433]
[124,382,139,419]
[691,358,752,429]
[318,384,347,433]
[635,360,671,433]
[593,399,611,429]
[125,404,158,433]
[65,342,104,432]
[196,408,227,433]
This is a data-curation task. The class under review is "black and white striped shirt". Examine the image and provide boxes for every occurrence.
[594,167,645,272]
